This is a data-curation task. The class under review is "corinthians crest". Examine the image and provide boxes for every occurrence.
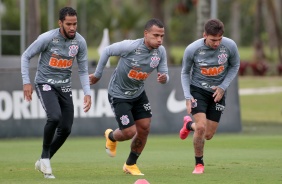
[150,56,160,68]
[69,45,78,57]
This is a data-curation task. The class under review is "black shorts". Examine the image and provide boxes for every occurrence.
[108,91,152,130]
[190,85,225,122]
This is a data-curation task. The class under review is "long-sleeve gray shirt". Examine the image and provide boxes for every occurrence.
[21,28,91,96]
[94,38,169,99]
[181,37,240,99]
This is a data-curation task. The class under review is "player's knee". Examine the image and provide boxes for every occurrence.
[48,112,62,123]
[139,127,150,137]
[205,133,214,140]
[196,125,206,135]
[56,126,72,138]
[125,131,136,139]
[122,128,136,139]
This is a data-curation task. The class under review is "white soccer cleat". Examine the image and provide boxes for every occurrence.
[35,159,55,179]
[35,159,41,171]
[40,158,52,174]
[44,173,55,179]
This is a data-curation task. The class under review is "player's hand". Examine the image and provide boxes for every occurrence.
[186,98,196,114]
[157,73,167,84]
[212,86,225,102]
[89,74,100,85]
[83,95,91,112]
[23,84,33,102]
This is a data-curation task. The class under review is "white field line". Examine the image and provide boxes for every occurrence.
[239,86,282,96]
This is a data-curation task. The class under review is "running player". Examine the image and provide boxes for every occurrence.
[179,19,240,174]
[89,18,169,175]
[21,7,91,179]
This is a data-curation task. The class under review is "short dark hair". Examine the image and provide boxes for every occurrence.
[59,7,77,21]
[204,19,224,36]
[144,18,164,30]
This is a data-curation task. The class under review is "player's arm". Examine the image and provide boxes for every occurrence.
[92,40,134,80]
[181,46,194,114]
[218,41,240,91]
[157,46,169,84]
[76,37,92,112]
[21,34,49,101]
[89,74,100,85]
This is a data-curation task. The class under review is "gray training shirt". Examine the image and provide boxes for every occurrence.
[181,37,240,99]
[94,38,169,99]
[21,28,91,96]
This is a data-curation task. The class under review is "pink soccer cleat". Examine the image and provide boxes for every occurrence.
[192,164,204,174]
[179,116,192,140]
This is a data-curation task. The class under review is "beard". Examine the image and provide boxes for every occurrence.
[62,26,76,39]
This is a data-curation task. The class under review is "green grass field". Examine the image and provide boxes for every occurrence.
[238,76,282,125]
[1,134,282,184]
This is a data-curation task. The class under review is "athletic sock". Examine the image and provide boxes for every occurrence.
[195,156,204,165]
[186,121,194,131]
[126,151,140,165]
[108,131,116,142]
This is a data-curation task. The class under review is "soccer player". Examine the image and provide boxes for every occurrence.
[179,19,240,174]
[89,18,169,175]
[21,7,91,179]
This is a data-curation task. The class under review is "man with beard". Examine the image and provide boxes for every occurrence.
[21,7,91,179]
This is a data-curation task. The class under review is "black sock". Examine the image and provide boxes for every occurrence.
[195,156,204,165]
[108,131,116,142]
[186,121,194,131]
[126,151,140,165]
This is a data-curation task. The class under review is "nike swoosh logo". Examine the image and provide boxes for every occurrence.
[166,89,186,113]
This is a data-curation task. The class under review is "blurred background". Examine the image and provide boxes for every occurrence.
[0,0,281,137]
[0,0,282,72]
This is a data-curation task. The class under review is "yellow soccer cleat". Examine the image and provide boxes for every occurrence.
[123,163,144,176]
[105,129,117,157]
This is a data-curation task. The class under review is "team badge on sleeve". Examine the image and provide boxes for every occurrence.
[69,45,78,57]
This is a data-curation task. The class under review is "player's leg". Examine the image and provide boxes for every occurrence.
[187,85,211,174]
[35,84,60,178]
[192,93,225,174]
[205,120,218,140]
[131,118,150,154]
[179,85,207,140]
[122,118,149,176]
[123,91,151,175]
[191,112,206,174]
[105,94,136,157]
[205,94,225,140]
[49,86,74,159]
